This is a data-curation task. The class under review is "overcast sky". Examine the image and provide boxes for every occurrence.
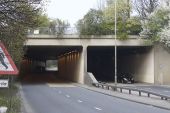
[46,0,99,27]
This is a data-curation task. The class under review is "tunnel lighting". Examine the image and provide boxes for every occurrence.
[57,50,80,59]
[73,50,78,53]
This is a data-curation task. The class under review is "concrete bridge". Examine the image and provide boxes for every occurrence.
[23,34,170,85]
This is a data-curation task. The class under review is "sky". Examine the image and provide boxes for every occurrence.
[46,0,99,27]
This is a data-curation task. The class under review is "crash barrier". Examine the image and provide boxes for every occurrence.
[92,82,170,100]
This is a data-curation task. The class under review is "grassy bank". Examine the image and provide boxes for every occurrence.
[0,77,20,113]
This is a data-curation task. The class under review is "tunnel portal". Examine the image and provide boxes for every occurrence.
[21,46,83,83]
[87,46,154,83]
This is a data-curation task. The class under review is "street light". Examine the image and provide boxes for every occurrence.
[114,0,117,86]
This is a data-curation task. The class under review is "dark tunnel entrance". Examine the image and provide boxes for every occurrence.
[21,46,82,83]
[87,46,154,83]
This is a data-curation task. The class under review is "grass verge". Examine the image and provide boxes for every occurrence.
[0,77,20,113]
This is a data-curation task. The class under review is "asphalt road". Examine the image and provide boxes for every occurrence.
[21,84,170,113]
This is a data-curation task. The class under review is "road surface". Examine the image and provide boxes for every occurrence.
[21,84,170,113]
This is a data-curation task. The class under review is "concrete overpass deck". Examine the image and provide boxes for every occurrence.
[26,35,150,46]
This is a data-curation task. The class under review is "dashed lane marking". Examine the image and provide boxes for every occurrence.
[94,107,102,111]
[66,95,70,98]
[77,100,83,103]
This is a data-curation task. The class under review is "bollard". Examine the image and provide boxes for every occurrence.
[120,88,122,93]
[112,87,116,91]
[102,85,104,89]
[148,93,150,97]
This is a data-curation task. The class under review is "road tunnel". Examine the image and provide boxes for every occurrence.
[87,46,154,83]
[21,46,83,83]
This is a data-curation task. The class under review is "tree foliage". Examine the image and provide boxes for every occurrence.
[76,9,105,35]
[31,16,70,36]
[0,0,43,66]
[147,8,170,41]
[49,19,70,36]
[37,14,50,27]
[76,0,142,39]
[134,0,159,20]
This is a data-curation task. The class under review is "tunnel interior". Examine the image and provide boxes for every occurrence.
[87,46,154,83]
[21,46,82,83]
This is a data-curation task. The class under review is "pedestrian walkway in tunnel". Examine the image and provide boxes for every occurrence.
[21,73,68,84]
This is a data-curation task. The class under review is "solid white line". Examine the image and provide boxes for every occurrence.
[77,100,83,103]
[94,107,102,111]
[66,95,70,98]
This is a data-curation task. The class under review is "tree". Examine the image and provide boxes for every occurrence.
[0,0,43,66]
[49,18,70,36]
[134,0,159,20]
[76,9,105,35]
[76,0,142,38]
[37,14,50,27]
[103,0,134,39]
[126,17,142,35]
[147,8,170,41]
[133,0,159,39]
[105,0,130,20]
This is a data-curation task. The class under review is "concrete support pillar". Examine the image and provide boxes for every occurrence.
[154,44,170,85]
[77,46,87,84]
[135,48,154,83]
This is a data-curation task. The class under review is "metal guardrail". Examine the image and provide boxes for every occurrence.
[92,82,170,100]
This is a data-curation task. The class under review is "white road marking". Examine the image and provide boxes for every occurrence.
[77,100,83,103]
[47,83,75,87]
[94,107,102,111]
[66,95,70,98]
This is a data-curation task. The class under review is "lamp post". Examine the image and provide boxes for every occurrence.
[114,0,117,86]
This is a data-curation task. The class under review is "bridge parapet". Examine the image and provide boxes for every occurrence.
[27,34,142,39]
[27,27,146,39]
[26,28,152,46]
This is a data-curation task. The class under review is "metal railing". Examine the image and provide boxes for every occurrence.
[92,82,170,100]
[27,27,144,39]
[27,27,79,35]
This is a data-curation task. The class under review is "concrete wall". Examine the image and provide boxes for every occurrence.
[119,48,154,83]
[134,48,154,83]
[58,51,84,84]
[26,38,147,46]
[154,44,170,85]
